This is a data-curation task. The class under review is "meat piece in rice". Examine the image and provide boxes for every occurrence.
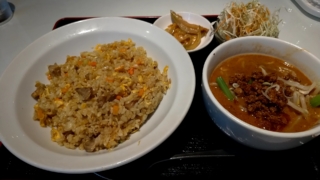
[32,39,171,152]
[48,63,61,77]
[75,87,93,101]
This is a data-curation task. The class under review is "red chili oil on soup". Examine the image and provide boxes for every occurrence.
[209,53,320,132]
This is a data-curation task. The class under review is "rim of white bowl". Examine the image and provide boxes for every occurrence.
[202,36,320,138]
[153,11,214,53]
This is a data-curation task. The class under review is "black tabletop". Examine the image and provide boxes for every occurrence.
[2,16,320,180]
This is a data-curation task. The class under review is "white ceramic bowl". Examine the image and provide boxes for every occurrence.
[153,11,214,53]
[0,17,196,173]
[202,36,320,151]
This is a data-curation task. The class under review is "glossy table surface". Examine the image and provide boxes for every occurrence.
[1,0,320,76]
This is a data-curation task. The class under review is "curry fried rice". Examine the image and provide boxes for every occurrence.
[31,39,171,152]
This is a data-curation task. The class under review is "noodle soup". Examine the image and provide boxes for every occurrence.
[209,53,320,132]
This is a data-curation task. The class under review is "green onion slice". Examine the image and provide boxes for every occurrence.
[216,76,234,101]
[310,94,320,107]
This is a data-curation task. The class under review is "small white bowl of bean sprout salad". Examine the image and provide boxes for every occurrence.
[213,0,282,44]
[202,36,320,151]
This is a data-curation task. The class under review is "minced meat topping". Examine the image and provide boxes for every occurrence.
[228,71,294,131]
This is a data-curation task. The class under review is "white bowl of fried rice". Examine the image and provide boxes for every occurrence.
[0,17,195,173]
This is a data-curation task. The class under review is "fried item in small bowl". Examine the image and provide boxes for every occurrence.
[165,10,209,50]
[154,10,214,53]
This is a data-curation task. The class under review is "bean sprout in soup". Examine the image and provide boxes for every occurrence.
[209,53,320,132]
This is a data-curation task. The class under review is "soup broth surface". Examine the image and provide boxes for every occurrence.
[209,53,320,132]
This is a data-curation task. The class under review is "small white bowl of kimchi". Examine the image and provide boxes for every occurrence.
[202,36,320,150]
[153,10,214,53]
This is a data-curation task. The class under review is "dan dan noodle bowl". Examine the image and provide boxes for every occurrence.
[31,39,171,152]
[209,53,320,132]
